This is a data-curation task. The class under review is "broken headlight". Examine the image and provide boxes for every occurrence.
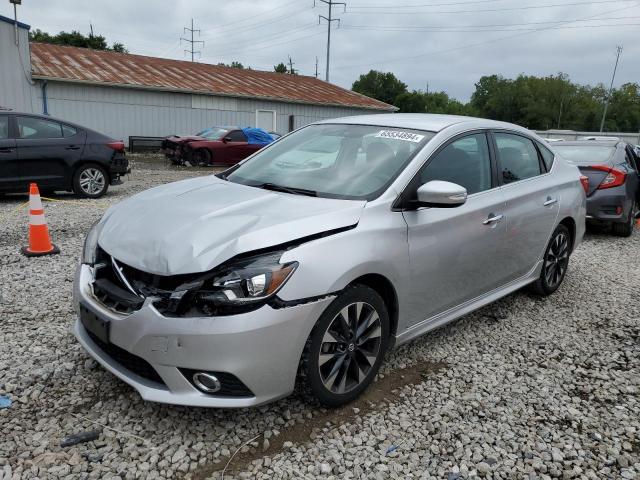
[155,252,298,316]
[82,221,101,265]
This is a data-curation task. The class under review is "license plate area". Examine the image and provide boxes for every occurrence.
[80,305,110,344]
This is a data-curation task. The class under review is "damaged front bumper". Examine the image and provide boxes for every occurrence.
[73,263,333,407]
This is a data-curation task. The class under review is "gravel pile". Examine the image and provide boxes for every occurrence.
[1,159,638,479]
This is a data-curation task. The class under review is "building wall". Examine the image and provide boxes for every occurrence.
[34,82,382,144]
[0,18,38,112]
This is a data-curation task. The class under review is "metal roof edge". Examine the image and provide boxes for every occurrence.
[30,75,398,111]
[0,14,30,30]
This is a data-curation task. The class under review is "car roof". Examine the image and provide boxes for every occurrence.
[315,113,532,133]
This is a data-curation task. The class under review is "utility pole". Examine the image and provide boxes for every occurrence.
[288,55,296,75]
[599,45,623,132]
[315,56,319,78]
[10,0,21,45]
[316,0,346,82]
[89,23,94,37]
[181,19,204,62]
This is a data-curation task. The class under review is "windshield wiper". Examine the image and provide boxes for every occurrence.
[256,183,318,197]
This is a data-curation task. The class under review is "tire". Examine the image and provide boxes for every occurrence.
[528,224,571,296]
[193,149,212,166]
[298,285,390,407]
[611,202,636,237]
[73,164,109,198]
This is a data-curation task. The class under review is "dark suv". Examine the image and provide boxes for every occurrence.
[0,111,129,198]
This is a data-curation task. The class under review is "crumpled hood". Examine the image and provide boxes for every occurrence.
[98,176,365,275]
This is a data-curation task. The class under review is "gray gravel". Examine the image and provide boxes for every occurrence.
[1,158,639,479]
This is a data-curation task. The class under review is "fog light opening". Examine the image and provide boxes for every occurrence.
[192,372,222,393]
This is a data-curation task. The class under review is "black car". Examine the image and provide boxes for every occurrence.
[0,111,129,198]
[553,140,640,236]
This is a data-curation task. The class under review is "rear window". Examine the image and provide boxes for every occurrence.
[553,145,616,165]
[0,116,8,139]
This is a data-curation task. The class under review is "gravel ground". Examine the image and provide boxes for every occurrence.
[1,156,639,479]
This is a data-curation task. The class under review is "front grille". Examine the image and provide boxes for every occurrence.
[85,329,165,386]
[179,368,254,397]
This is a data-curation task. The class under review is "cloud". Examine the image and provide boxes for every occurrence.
[3,0,638,102]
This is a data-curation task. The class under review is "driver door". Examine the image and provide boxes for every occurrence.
[402,132,509,327]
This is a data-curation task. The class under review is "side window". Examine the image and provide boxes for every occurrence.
[419,133,492,195]
[0,116,8,139]
[17,116,63,139]
[537,142,555,172]
[495,133,542,184]
[226,130,247,142]
[62,124,77,137]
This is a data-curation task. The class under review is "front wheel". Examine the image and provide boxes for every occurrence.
[529,224,571,296]
[74,164,108,198]
[192,149,212,166]
[298,285,390,407]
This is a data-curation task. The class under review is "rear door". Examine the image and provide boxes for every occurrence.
[15,116,86,189]
[0,114,19,190]
[492,131,560,280]
[624,144,640,204]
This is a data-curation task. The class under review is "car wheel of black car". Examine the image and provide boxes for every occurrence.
[529,224,571,296]
[74,164,109,198]
[193,149,211,166]
[298,285,390,407]
[611,204,636,237]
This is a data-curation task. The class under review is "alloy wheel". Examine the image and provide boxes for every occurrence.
[318,301,383,394]
[544,231,569,289]
[79,168,106,196]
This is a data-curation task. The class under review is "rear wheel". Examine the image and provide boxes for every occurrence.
[74,164,108,198]
[611,202,636,237]
[299,285,390,407]
[529,224,571,296]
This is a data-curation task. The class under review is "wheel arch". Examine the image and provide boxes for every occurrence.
[558,216,576,252]
[347,273,399,344]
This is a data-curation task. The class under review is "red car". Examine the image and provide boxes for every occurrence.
[161,126,274,166]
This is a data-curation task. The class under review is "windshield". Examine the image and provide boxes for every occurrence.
[554,145,616,165]
[196,127,228,140]
[225,124,434,199]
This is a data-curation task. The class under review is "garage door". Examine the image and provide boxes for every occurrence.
[256,110,276,132]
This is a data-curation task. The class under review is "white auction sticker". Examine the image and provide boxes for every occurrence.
[374,130,425,143]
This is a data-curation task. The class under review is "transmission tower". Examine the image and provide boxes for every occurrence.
[316,0,346,82]
[181,19,204,62]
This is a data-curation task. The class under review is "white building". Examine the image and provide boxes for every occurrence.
[0,14,395,144]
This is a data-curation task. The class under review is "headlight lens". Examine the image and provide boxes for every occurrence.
[153,251,298,317]
[82,221,101,265]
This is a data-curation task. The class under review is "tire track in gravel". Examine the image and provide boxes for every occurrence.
[189,360,448,480]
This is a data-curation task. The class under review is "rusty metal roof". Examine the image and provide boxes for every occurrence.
[30,43,396,111]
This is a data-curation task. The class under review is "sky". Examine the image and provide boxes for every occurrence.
[1,0,639,102]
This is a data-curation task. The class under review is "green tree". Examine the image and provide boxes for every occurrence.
[352,70,408,106]
[217,61,245,69]
[29,29,126,52]
[274,62,288,73]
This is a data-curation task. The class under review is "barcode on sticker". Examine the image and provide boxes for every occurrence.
[374,130,425,143]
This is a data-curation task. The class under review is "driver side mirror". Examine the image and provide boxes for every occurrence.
[223,137,232,143]
[416,181,467,208]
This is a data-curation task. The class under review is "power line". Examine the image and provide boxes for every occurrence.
[348,0,503,8]
[199,0,301,33]
[340,15,640,30]
[600,45,623,132]
[332,2,637,70]
[342,0,638,15]
[340,22,640,33]
[316,0,346,82]
[181,18,204,62]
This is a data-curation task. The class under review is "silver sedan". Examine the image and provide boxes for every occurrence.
[74,114,586,407]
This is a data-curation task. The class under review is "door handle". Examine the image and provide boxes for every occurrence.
[544,197,558,207]
[0,147,14,153]
[483,214,504,225]
[65,145,81,150]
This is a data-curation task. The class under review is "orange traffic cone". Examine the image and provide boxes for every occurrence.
[21,183,59,257]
